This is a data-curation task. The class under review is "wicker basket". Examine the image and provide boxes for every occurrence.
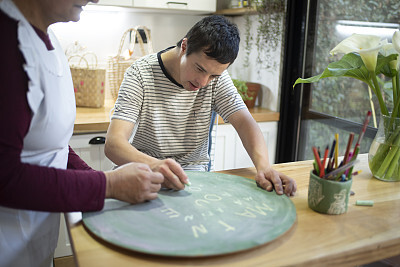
[69,53,106,108]
[107,26,153,100]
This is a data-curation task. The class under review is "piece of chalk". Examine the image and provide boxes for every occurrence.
[184,180,191,186]
[356,200,374,206]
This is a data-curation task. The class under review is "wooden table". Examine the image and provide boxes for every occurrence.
[66,154,400,266]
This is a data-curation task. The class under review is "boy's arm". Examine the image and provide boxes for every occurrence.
[228,109,297,196]
[105,119,189,190]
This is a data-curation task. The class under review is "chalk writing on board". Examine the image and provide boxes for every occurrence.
[82,171,297,257]
[218,220,235,231]
[160,208,180,218]
[192,224,207,238]
[160,183,275,238]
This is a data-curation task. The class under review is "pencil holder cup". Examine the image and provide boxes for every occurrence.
[308,171,353,215]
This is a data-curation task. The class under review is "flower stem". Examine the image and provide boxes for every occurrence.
[385,143,400,178]
[393,76,398,117]
[369,125,400,172]
[376,128,400,178]
[390,76,400,128]
[370,72,389,116]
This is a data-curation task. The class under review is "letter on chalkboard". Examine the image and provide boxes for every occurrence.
[192,224,208,238]
[161,208,180,218]
[218,220,235,231]
[235,210,257,218]
[204,194,222,201]
[195,199,209,207]
[234,199,243,205]
[184,215,194,221]
[235,203,274,218]
[247,203,274,215]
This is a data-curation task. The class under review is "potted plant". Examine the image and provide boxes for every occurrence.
[294,32,400,182]
[232,78,261,109]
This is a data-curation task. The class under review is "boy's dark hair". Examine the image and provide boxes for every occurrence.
[176,15,240,65]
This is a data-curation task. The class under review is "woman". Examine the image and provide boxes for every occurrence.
[0,0,183,266]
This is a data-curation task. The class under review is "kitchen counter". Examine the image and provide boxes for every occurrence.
[74,98,280,134]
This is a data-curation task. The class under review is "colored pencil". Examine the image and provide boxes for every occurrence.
[323,159,359,180]
[343,132,355,165]
[355,110,371,148]
[327,139,336,172]
[312,146,323,177]
[347,144,360,178]
[322,145,329,176]
[335,133,339,169]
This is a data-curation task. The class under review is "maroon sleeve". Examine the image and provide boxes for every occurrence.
[0,10,106,212]
[67,146,95,171]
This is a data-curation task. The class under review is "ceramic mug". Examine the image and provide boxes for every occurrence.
[308,171,352,215]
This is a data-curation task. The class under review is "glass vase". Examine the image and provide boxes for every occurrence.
[368,113,400,182]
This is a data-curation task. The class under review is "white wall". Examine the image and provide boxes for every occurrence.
[228,15,283,112]
[51,6,206,68]
[50,5,284,111]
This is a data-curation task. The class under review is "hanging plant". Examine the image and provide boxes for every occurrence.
[242,0,286,75]
[242,12,253,69]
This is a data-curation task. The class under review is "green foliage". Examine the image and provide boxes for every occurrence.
[293,53,398,88]
[232,79,253,101]
[242,0,286,74]
[296,0,400,161]
[310,0,400,121]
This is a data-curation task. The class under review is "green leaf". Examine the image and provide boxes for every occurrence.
[293,53,370,88]
[293,53,398,88]
[376,53,398,77]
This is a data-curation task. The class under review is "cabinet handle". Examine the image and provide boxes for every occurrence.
[89,136,106,145]
[166,2,188,6]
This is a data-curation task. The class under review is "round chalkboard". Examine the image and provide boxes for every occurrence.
[82,171,296,257]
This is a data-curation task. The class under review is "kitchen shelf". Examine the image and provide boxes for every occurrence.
[214,7,257,16]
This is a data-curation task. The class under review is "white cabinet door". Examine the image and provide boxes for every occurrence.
[95,0,134,7]
[187,0,216,12]
[214,124,236,171]
[214,122,277,171]
[54,214,72,258]
[133,0,216,12]
[69,133,114,171]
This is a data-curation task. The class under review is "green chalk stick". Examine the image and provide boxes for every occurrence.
[356,200,374,206]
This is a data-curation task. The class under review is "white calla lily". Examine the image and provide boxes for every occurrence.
[393,31,400,54]
[330,34,382,71]
[381,39,399,70]
[295,32,400,181]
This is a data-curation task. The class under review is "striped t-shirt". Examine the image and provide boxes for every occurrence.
[112,49,246,171]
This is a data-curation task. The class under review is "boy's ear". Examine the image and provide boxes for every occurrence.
[181,38,188,54]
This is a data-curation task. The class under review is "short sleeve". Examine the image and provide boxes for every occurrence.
[112,64,144,124]
[214,70,247,122]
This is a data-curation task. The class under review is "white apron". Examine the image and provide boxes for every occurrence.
[0,0,76,266]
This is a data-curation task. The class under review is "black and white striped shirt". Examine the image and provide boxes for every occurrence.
[112,51,246,171]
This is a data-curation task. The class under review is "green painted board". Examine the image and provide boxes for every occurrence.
[82,171,297,257]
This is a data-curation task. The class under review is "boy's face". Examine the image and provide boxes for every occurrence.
[178,39,229,92]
